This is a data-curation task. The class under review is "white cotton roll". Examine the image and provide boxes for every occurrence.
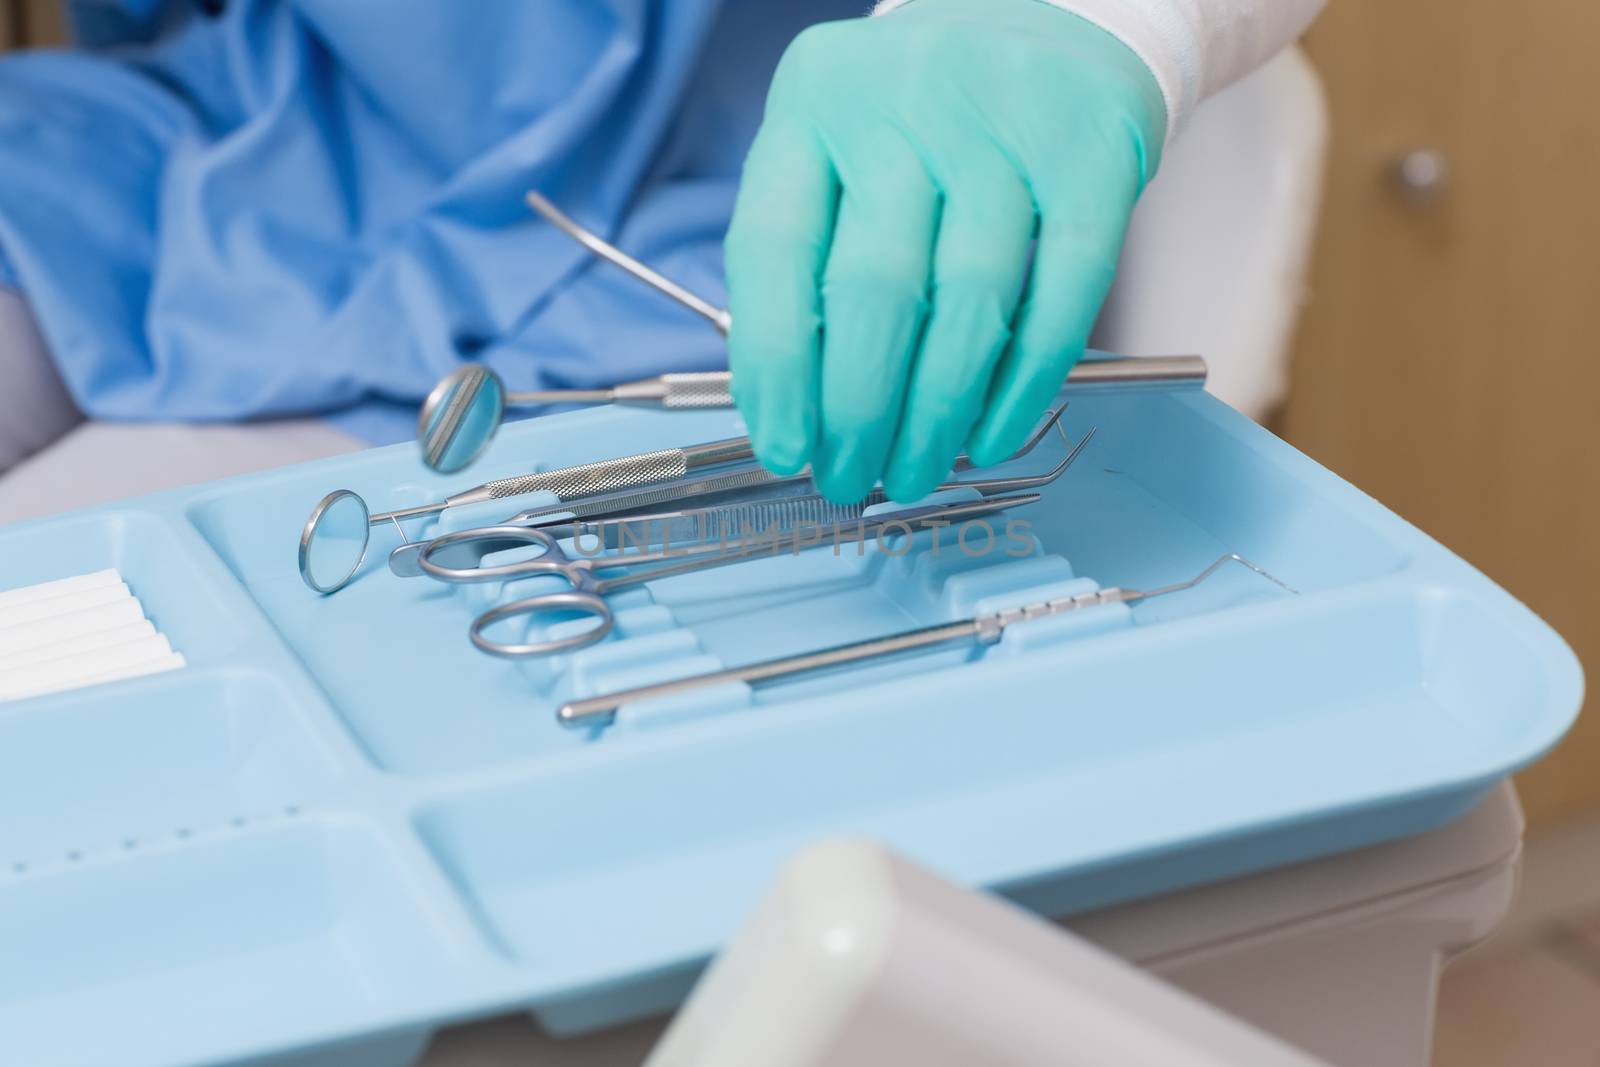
[0,599,148,657]
[0,620,158,672]
[0,585,135,633]
[0,583,132,629]
[0,634,174,698]
[0,569,123,610]
[1,652,187,702]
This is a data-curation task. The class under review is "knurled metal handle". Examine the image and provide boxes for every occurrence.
[610,371,734,409]
[658,372,734,409]
[482,448,690,501]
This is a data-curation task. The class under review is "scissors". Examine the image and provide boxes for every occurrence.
[420,495,1040,659]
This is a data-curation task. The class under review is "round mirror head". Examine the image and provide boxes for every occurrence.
[418,365,506,473]
[299,489,371,594]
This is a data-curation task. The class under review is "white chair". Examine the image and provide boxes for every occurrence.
[1096,47,1330,422]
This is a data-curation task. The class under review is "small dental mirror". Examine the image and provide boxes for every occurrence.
[299,489,372,594]
[418,365,508,474]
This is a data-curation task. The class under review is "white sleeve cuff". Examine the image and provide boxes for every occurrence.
[872,0,1325,142]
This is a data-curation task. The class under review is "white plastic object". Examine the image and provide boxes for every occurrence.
[0,620,158,672]
[0,650,186,702]
[1095,47,1329,421]
[642,839,1332,1067]
[0,568,122,609]
[0,599,148,657]
[0,581,132,629]
[0,634,175,699]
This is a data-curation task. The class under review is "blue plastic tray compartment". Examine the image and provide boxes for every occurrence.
[0,505,473,1065]
[409,578,1549,997]
[0,669,337,868]
[0,507,366,878]
[0,387,1577,1066]
[0,818,463,1065]
[0,509,257,661]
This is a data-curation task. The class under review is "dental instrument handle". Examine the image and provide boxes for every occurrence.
[500,356,1207,415]
[557,618,994,727]
[1064,354,1207,390]
[557,587,1142,727]
[458,437,752,505]
[556,554,1296,727]
[369,436,756,525]
[619,357,1203,401]
[505,372,735,411]
[612,371,735,409]
[526,191,732,335]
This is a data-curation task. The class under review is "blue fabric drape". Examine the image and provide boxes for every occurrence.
[0,1,862,442]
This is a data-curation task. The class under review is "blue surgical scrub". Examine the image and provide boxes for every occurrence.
[0,1,862,443]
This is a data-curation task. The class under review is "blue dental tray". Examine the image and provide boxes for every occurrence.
[0,385,1580,1067]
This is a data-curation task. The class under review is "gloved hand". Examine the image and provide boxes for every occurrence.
[725,0,1166,503]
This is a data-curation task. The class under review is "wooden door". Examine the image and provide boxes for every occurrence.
[1285,2,1600,826]
[12,0,63,48]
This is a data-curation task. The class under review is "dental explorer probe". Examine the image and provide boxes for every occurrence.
[556,555,1298,728]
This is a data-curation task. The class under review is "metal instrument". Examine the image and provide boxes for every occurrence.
[419,366,735,472]
[299,435,753,594]
[389,407,1084,578]
[556,554,1298,728]
[527,191,733,336]
[531,494,904,554]
[412,189,1209,472]
[422,495,1041,660]
[407,429,1089,574]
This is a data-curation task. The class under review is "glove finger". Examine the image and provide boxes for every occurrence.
[812,131,938,504]
[965,153,1139,466]
[725,121,838,475]
[883,156,1034,502]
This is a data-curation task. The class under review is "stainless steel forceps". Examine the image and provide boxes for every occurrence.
[388,407,1085,578]
[420,495,1040,659]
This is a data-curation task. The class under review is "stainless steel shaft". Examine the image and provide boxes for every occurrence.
[507,371,734,410]
[556,585,1131,725]
[557,618,987,727]
[506,356,1204,415]
[555,554,1294,726]
[527,191,733,335]
[371,435,756,527]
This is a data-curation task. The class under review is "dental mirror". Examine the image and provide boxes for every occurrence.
[299,489,372,594]
[418,365,507,474]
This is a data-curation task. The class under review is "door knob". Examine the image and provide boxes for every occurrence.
[1390,149,1450,203]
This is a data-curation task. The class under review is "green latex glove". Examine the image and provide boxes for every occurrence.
[725,0,1166,503]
